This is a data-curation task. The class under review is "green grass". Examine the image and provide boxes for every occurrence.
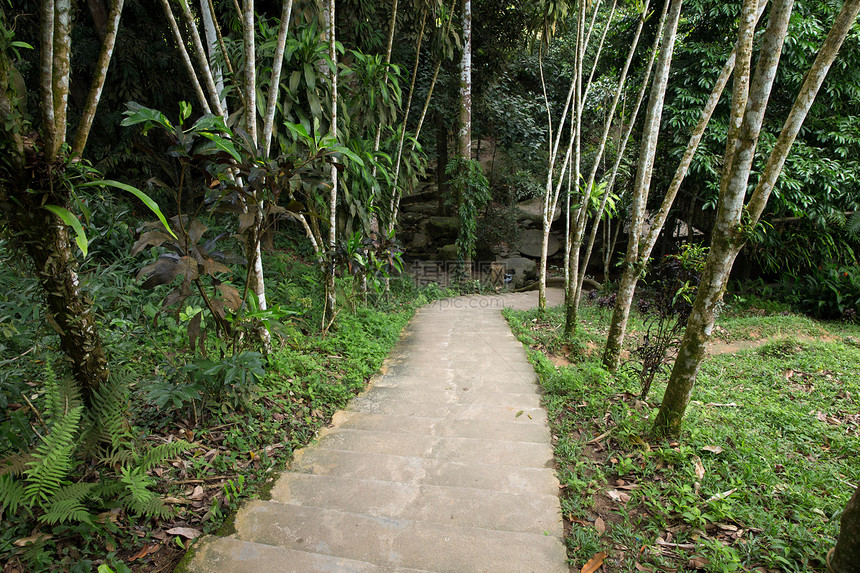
[505,302,860,573]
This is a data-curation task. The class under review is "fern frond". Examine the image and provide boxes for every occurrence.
[98,447,136,468]
[1,453,34,477]
[847,212,860,239]
[0,473,27,515]
[119,466,156,504]
[37,482,96,525]
[23,404,83,503]
[118,466,173,518]
[83,371,132,453]
[139,440,191,473]
[125,494,172,519]
[92,478,125,501]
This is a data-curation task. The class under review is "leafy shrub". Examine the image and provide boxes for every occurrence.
[630,244,708,398]
[779,264,860,321]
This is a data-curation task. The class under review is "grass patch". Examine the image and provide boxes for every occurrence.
[505,302,860,572]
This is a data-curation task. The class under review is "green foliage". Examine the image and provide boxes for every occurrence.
[444,157,491,262]
[504,302,860,571]
[779,263,860,321]
[0,367,190,529]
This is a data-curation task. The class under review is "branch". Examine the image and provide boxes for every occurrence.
[73,0,124,156]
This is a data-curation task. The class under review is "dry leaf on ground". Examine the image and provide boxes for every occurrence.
[580,551,607,573]
[165,526,202,539]
[607,489,631,503]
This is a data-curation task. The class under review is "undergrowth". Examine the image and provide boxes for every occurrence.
[505,301,860,572]
[0,231,454,572]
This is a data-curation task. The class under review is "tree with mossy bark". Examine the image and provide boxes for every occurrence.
[0,0,124,406]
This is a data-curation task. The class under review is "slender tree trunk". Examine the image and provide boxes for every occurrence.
[180,0,226,119]
[830,486,860,573]
[200,0,226,112]
[262,0,294,157]
[567,0,645,325]
[51,0,71,160]
[564,0,587,334]
[388,0,457,233]
[73,0,124,156]
[389,8,427,226]
[159,0,211,114]
[653,0,859,437]
[324,0,338,326]
[40,0,56,158]
[458,0,472,277]
[602,0,682,370]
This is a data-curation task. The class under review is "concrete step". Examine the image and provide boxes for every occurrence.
[345,384,542,408]
[234,501,568,573]
[188,535,431,573]
[348,394,547,422]
[290,448,559,495]
[330,411,552,443]
[312,428,555,468]
[268,472,563,534]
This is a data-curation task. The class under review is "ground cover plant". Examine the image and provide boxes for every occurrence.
[0,229,446,572]
[504,298,860,572]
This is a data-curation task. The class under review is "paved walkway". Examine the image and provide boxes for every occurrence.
[188,290,568,573]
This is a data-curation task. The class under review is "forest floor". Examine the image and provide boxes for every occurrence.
[504,297,860,573]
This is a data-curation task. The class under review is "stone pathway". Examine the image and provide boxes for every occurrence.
[188,290,568,573]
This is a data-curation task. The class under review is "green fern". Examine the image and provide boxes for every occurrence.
[23,404,83,503]
[139,441,190,473]
[83,370,133,453]
[0,453,34,477]
[847,212,860,239]
[38,482,96,525]
[0,473,27,515]
[119,466,170,519]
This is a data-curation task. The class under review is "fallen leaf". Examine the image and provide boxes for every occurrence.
[189,485,205,500]
[588,430,612,444]
[815,411,828,422]
[635,564,655,572]
[129,543,160,561]
[166,526,202,539]
[688,555,710,569]
[705,488,737,503]
[716,523,738,532]
[701,445,723,454]
[693,456,705,480]
[14,533,53,547]
[580,551,607,573]
[594,517,606,534]
[607,489,631,503]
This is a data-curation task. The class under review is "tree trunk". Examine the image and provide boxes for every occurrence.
[159,0,211,114]
[324,0,338,326]
[830,486,860,573]
[5,195,110,407]
[457,0,472,277]
[653,0,860,437]
[73,0,124,156]
[602,0,681,370]
[262,0,294,157]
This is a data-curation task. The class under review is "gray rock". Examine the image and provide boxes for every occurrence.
[516,197,560,225]
[500,256,537,288]
[428,217,459,240]
[518,229,559,258]
[411,232,430,249]
[438,244,459,260]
